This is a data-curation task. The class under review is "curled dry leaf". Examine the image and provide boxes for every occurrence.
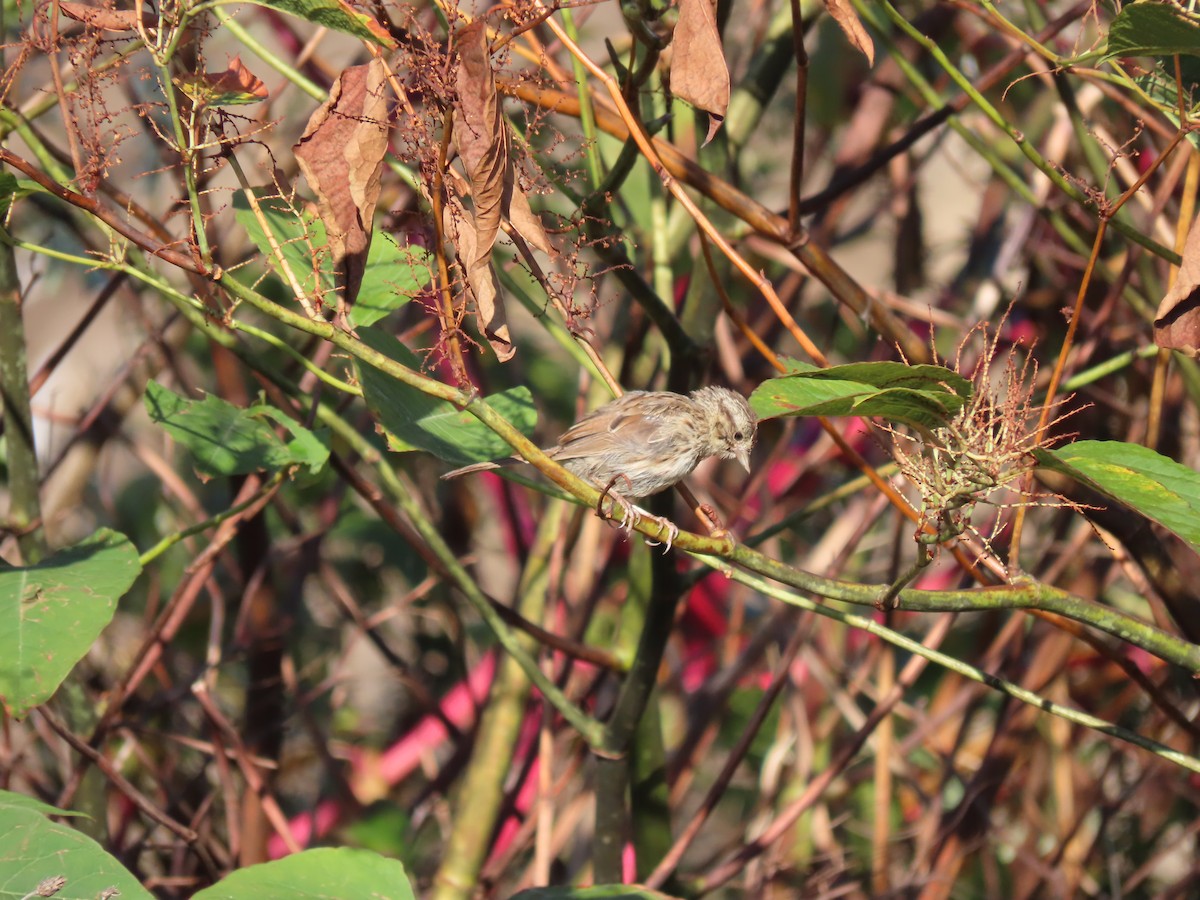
[454,21,507,271]
[824,0,875,67]
[1155,213,1200,356]
[58,1,157,32]
[670,0,729,144]
[451,21,552,361]
[443,192,511,360]
[174,55,269,107]
[294,58,391,317]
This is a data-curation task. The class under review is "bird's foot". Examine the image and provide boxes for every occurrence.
[596,477,678,552]
[598,475,641,534]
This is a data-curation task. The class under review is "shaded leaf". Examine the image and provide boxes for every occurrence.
[1155,211,1200,356]
[750,360,971,431]
[670,0,729,142]
[245,0,396,48]
[0,530,140,718]
[193,848,415,900]
[0,789,153,900]
[1034,441,1200,556]
[295,59,391,311]
[356,327,536,464]
[1105,1,1200,59]
[174,55,268,107]
[144,381,329,476]
[824,0,874,66]
[351,232,433,328]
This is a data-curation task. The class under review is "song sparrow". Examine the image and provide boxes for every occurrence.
[442,387,756,540]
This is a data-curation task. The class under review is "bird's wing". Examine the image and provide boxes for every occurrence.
[550,392,681,462]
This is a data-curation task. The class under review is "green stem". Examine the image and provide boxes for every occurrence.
[138,472,287,567]
[154,61,211,263]
[21,233,1197,676]
[211,7,325,101]
[559,7,604,190]
[716,562,1200,774]
[209,267,1200,675]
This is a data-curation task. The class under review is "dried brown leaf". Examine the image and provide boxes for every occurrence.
[506,181,552,256]
[1156,214,1200,356]
[58,1,156,32]
[450,21,553,360]
[824,0,875,66]
[294,58,390,310]
[454,21,507,270]
[173,55,269,107]
[670,0,729,142]
[444,194,513,361]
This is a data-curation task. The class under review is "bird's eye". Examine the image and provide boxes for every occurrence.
[734,431,744,441]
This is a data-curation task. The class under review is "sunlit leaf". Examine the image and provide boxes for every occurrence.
[195,848,416,899]
[245,0,396,48]
[1105,1,1200,59]
[233,188,335,301]
[750,360,972,431]
[0,790,152,900]
[1034,440,1200,555]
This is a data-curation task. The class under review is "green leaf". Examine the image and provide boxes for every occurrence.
[249,405,334,472]
[192,848,415,900]
[0,790,153,900]
[356,327,537,465]
[144,381,330,476]
[350,233,432,328]
[750,360,971,431]
[243,0,396,48]
[233,189,335,299]
[510,887,682,900]
[1105,2,1200,59]
[1034,440,1200,555]
[233,191,427,326]
[0,530,140,718]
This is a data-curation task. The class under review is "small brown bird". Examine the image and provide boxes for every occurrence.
[442,386,757,501]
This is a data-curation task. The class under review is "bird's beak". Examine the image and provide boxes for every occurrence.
[736,449,751,473]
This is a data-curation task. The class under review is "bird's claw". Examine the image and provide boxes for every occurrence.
[635,509,679,553]
[643,519,679,553]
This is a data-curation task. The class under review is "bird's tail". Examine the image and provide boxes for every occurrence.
[441,458,513,480]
